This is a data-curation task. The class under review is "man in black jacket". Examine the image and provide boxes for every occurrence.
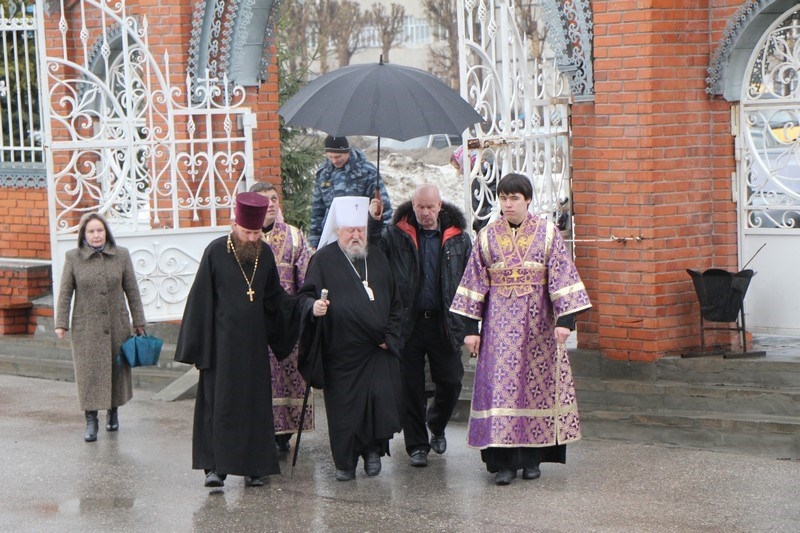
[379,184,472,467]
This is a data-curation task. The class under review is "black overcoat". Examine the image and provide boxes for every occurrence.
[298,242,403,471]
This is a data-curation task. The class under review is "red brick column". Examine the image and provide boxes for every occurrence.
[253,41,282,188]
[572,2,740,361]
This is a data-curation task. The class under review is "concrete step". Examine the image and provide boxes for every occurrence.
[459,365,800,419]
[31,311,182,345]
[0,316,187,393]
[4,299,189,395]
[573,349,800,459]
[570,348,800,388]
[0,353,190,392]
[575,377,800,418]
[581,409,800,459]
[0,334,74,361]
[452,357,476,422]
[0,335,180,367]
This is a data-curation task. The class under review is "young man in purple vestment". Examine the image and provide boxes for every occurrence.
[250,182,313,454]
[450,173,592,486]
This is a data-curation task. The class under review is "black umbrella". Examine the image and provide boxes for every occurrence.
[278,57,482,141]
[277,56,484,180]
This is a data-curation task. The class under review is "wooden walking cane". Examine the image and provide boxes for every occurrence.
[291,289,327,477]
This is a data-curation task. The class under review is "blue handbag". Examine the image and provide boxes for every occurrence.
[119,333,163,367]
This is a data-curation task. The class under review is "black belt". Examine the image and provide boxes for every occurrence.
[419,310,438,319]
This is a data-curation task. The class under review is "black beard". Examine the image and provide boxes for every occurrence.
[233,235,261,264]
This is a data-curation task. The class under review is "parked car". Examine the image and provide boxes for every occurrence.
[370,134,462,151]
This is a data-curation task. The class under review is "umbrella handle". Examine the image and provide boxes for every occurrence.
[373,189,383,219]
[374,137,383,220]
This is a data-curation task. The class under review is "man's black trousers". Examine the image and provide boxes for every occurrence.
[401,314,464,454]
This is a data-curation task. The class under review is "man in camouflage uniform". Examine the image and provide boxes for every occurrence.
[308,135,393,249]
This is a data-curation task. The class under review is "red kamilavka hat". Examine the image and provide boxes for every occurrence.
[234,191,270,230]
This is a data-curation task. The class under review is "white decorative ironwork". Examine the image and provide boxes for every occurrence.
[741,5,800,230]
[541,0,593,100]
[458,0,572,236]
[130,236,202,311]
[36,0,256,321]
[0,1,43,170]
[707,0,774,97]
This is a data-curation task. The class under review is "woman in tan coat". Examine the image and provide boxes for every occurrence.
[55,213,146,442]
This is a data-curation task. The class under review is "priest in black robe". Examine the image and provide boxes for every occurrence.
[299,196,403,482]
[174,192,311,488]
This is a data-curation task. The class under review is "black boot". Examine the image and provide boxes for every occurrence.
[106,407,119,431]
[84,411,98,442]
[275,433,291,452]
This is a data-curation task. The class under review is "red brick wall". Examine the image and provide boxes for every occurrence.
[572,1,743,361]
[0,264,52,300]
[0,263,52,334]
[0,188,50,259]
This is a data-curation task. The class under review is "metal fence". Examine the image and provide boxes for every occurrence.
[0,1,42,168]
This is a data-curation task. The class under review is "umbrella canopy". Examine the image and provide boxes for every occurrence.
[277,58,483,141]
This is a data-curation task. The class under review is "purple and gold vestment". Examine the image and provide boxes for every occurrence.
[263,221,313,435]
[450,213,591,450]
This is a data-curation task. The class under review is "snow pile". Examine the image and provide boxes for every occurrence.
[374,152,466,208]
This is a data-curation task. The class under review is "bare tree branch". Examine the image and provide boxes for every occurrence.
[308,0,337,73]
[422,0,459,89]
[278,0,315,79]
[329,0,370,68]
[369,3,406,63]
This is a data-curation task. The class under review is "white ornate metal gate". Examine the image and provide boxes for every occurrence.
[36,0,256,321]
[738,4,800,335]
[457,0,573,236]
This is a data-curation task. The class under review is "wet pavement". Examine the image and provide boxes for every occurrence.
[2,373,799,532]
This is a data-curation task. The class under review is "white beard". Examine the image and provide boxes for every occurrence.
[342,241,368,261]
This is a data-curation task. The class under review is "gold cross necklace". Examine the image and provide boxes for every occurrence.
[228,234,259,302]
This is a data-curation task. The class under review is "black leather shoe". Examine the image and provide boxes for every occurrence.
[84,411,98,442]
[335,468,356,481]
[204,471,225,487]
[244,475,265,487]
[275,433,291,453]
[494,469,516,486]
[364,451,381,476]
[106,407,119,431]
[430,433,447,455]
[522,466,541,480]
[409,449,428,467]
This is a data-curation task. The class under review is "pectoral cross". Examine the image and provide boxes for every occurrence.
[247,287,255,301]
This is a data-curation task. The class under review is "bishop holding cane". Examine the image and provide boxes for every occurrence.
[298,196,403,481]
